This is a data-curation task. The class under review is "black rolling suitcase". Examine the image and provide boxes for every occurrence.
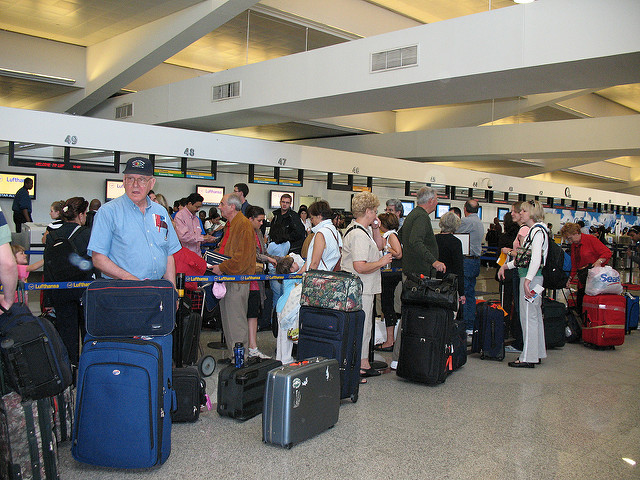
[472,301,506,361]
[172,366,207,423]
[396,305,454,385]
[217,357,282,421]
[450,315,467,371]
[174,293,202,366]
[297,305,364,403]
[542,296,567,348]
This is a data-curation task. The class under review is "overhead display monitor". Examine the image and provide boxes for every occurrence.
[105,179,124,201]
[270,190,295,210]
[197,185,224,206]
[0,172,36,199]
[497,207,509,221]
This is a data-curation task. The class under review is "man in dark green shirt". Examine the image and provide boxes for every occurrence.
[391,186,446,370]
[400,186,446,276]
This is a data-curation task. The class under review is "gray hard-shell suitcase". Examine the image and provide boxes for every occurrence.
[262,357,340,449]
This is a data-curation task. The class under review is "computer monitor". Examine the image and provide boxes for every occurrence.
[453,233,471,256]
[196,185,224,206]
[497,207,509,221]
[105,179,124,201]
[270,190,295,210]
[435,203,450,219]
[476,206,483,219]
[0,172,36,199]
[401,200,415,216]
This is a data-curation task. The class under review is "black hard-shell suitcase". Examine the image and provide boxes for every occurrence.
[172,366,207,423]
[262,357,340,449]
[396,305,454,385]
[472,301,505,361]
[217,357,282,421]
[542,297,567,348]
[297,305,364,403]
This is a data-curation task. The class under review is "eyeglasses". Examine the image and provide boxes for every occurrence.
[124,176,151,186]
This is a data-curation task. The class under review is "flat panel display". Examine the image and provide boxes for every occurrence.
[197,185,224,206]
[270,190,295,210]
[0,172,36,199]
[453,233,470,256]
[435,203,450,219]
[105,179,124,201]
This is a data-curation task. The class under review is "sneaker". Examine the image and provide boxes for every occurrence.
[390,360,398,370]
[505,345,522,353]
[248,348,271,359]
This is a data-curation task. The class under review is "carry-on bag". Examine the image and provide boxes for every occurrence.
[450,315,467,371]
[217,357,282,421]
[0,302,72,401]
[72,335,174,468]
[582,294,625,348]
[300,270,363,312]
[471,301,506,361]
[297,305,364,402]
[172,366,208,423]
[401,272,459,311]
[174,293,203,366]
[396,305,454,384]
[83,279,177,337]
[262,357,340,449]
[625,293,639,334]
[0,391,59,480]
[542,297,567,348]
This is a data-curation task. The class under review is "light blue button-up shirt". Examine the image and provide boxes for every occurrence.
[88,194,181,280]
[456,213,484,257]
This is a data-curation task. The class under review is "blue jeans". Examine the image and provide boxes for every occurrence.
[463,257,481,331]
[270,279,283,311]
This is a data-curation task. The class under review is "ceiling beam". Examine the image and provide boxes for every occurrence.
[66,0,260,116]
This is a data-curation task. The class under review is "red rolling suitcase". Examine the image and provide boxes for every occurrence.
[581,294,625,348]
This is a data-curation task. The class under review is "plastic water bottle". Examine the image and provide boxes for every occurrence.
[234,342,245,368]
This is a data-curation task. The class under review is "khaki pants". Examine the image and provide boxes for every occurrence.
[219,282,250,359]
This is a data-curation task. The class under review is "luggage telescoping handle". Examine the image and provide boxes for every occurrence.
[175,273,185,368]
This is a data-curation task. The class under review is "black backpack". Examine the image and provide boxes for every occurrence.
[537,227,569,290]
[44,225,91,282]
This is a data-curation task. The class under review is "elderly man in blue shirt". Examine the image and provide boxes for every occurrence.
[456,199,485,339]
[88,157,181,286]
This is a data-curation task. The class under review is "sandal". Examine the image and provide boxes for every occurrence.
[508,360,535,368]
[360,367,381,378]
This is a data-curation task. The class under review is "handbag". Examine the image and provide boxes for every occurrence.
[513,245,532,268]
[401,272,459,311]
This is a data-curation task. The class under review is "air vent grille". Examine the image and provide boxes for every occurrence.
[115,103,133,119]
[212,81,241,101]
[371,45,418,72]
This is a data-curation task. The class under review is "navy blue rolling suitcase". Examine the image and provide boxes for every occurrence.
[626,294,639,334]
[297,306,364,403]
[72,334,174,468]
[472,301,505,361]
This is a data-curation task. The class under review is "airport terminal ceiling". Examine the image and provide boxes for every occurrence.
[0,0,639,196]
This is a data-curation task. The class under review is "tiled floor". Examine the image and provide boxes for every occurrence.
[52,267,640,479]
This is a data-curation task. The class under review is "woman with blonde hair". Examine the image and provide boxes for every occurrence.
[341,192,392,381]
[498,200,548,368]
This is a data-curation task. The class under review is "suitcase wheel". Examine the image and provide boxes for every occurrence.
[285,443,293,450]
[199,355,216,377]
[350,387,359,403]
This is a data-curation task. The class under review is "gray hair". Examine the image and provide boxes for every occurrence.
[386,198,403,216]
[227,193,242,211]
[416,186,436,206]
[439,211,461,233]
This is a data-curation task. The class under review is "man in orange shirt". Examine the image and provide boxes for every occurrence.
[210,193,256,360]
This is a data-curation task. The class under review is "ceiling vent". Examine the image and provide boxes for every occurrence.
[115,103,133,119]
[212,81,241,101]
[371,45,418,72]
